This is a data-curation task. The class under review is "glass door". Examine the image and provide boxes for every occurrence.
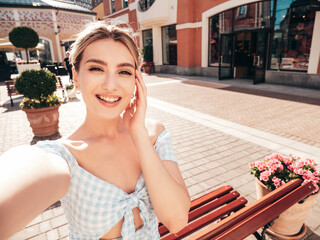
[253,31,268,84]
[219,34,234,80]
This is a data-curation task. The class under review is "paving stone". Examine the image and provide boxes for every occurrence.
[9,225,40,240]
[40,220,52,233]
[50,215,68,229]
[29,233,47,240]
[58,225,69,238]
[46,229,59,240]
[3,74,320,239]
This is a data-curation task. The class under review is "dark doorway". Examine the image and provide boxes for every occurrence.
[232,31,268,83]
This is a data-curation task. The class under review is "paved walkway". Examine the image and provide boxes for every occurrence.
[1,74,319,240]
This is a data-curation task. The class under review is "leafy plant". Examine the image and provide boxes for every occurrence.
[141,45,153,63]
[9,26,39,63]
[249,153,320,194]
[14,69,61,109]
[66,83,74,91]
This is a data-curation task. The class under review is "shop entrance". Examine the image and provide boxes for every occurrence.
[219,31,269,84]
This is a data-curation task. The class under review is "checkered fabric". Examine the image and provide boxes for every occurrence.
[35,129,177,240]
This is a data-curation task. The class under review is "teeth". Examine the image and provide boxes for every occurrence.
[98,95,120,103]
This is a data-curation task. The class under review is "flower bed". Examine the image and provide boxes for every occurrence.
[249,153,320,194]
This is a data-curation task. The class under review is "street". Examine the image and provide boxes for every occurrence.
[1,73,320,240]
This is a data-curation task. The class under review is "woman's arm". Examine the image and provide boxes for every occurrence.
[131,124,190,233]
[0,145,70,239]
[123,71,190,233]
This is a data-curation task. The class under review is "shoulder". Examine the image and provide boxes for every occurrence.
[145,118,165,145]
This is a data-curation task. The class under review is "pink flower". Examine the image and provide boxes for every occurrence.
[294,168,305,175]
[265,153,283,161]
[248,162,255,168]
[260,170,271,182]
[266,159,283,173]
[256,161,267,171]
[283,157,292,165]
[272,177,282,188]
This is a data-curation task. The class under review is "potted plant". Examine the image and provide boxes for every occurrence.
[66,83,76,99]
[14,69,62,137]
[141,45,154,74]
[9,26,41,74]
[249,153,320,238]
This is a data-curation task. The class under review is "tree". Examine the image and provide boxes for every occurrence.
[9,26,39,63]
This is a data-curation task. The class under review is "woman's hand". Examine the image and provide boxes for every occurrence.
[123,70,147,135]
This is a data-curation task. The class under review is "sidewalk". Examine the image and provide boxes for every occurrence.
[1,73,320,240]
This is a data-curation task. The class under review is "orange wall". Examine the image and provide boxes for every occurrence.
[177,0,226,24]
[176,0,226,67]
[115,0,122,12]
[103,0,111,15]
[177,27,201,67]
[92,2,105,20]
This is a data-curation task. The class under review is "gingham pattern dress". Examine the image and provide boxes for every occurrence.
[35,129,177,240]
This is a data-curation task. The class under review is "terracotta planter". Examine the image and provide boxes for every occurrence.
[143,65,152,74]
[67,88,77,99]
[255,178,319,239]
[23,105,60,137]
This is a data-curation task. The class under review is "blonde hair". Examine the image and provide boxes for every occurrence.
[69,21,140,71]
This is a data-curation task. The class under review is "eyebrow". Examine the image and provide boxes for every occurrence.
[84,58,135,69]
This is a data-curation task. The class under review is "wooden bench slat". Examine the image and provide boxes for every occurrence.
[190,180,316,240]
[159,190,241,236]
[188,190,240,222]
[190,185,233,211]
[160,197,247,240]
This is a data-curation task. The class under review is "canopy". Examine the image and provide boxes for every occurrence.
[0,42,45,50]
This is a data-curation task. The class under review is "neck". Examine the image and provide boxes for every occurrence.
[78,108,127,139]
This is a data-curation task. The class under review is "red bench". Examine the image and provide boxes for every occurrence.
[159,179,315,240]
[5,80,20,107]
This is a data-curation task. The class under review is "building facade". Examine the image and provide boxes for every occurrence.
[0,0,96,66]
[104,0,320,88]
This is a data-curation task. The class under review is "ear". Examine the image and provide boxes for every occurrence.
[72,68,79,89]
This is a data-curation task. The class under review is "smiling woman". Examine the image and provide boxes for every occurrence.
[0,21,190,240]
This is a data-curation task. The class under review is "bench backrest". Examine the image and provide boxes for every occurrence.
[189,179,316,240]
[159,185,247,240]
[5,80,18,96]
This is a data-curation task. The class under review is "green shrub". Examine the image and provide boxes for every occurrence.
[9,26,39,63]
[15,69,57,99]
[142,45,153,62]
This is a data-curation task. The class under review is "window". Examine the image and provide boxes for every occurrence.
[209,15,219,66]
[271,0,316,71]
[138,0,155,12]
[111,0,115,13]
[162,25,177,65]
[28,39,53,64]
[123,0,128,8]
[237,5,247,18]
[142,29,153,62]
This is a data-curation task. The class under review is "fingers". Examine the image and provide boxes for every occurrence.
[135,70,147,102]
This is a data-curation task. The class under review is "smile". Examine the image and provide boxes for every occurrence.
[96,95,121,103]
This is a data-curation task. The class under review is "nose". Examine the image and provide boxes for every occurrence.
[101,72,118,91]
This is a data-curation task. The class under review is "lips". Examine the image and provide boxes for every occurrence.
[96,94,121,103]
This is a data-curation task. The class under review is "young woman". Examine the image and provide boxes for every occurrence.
[0,22,190,240]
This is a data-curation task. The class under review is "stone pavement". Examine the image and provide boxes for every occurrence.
[1,74,319,240]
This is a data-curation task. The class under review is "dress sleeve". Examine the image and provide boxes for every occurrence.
[33,140,76,176]
[154,129,177,163]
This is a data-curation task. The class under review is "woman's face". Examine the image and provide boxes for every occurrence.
[74,38,136,120]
